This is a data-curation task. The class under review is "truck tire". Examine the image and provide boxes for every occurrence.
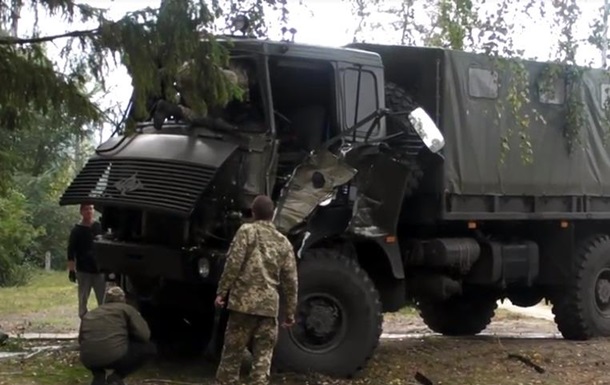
[417,294,497,335]
[138,303,214,359]
[551,234,610,340]
[272,248,382,378]
[384,82,424,196]
[384,82,418,136]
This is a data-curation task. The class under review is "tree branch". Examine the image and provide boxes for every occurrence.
[0,28,99,45]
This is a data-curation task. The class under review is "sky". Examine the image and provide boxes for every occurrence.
[13,0,610,142]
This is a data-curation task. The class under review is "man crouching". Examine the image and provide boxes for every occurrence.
[78,286,156,385]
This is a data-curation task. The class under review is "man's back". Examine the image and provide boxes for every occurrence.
[220,220,298,318]
[79,301,150,368]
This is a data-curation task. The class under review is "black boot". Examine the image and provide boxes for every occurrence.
[106,372,126,385]
[152,100,185,130]
[89,370,106,385]
[0,329,8,344]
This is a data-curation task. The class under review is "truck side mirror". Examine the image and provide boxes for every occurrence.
[408,107,445,153]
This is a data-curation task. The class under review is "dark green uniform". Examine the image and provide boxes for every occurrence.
[79,301,151,368]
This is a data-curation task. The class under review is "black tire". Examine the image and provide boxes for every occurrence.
[384,82,424,196]
[272,249,382,378]
[417,294,497,335]
[551,234,610,340]
[138,303,214,359]
[384,82,418,135]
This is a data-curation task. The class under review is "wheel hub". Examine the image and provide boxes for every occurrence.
[289,293,346,354]
[594,268,610,314]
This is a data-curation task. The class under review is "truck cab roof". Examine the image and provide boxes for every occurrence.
[219,36,384,67]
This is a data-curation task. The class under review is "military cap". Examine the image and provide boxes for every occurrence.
[105,286,125,303]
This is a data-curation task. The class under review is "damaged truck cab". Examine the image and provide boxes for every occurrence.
[60,35,441,376]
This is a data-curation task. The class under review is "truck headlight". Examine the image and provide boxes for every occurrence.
[198,258,210,278]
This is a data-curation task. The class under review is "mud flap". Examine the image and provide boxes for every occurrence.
[273,149,357,233]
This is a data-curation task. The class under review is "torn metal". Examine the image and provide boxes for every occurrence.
[273,149,357,233]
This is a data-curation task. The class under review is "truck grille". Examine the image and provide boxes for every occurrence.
[60,158,217,216]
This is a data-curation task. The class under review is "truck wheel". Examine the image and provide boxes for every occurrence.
[551,234,610,340]
[417,294,497,335]
[384,82,424,196]
[139,303,213,359]
[384,82,418,137]
[273,249,382,378]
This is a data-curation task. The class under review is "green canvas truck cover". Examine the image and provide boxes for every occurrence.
[440,49,610,197]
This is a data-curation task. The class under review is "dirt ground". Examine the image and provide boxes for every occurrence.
[2,307,610,385]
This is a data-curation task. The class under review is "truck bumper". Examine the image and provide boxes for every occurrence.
[93,238,223,283]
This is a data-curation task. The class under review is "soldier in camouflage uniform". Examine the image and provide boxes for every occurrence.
[152,61,252,131]
[214,195,299,385]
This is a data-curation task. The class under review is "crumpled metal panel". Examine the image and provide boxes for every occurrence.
[273,149,357,233]
[348,152,413,237]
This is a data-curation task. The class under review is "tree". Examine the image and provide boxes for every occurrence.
[0,0,289,132]
[0,0,292,190]
[589,0,610,68]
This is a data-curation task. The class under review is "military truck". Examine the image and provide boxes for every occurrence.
[60,19,610,378]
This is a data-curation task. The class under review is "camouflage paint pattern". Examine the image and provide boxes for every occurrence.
[216,220,298,320]
[215,311,278,385]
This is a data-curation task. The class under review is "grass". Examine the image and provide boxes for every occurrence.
[0,349,91,385]
[0,270,76,315]
[0,270,87,334]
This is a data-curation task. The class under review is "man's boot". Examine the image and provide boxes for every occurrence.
[106,372,126,385]
[152,100,185,130]
[90,370,106,385]
[0,329,8,344]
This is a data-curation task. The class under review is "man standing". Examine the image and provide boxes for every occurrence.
[67,203,106,318]
[214,195,299,385]
[79,286,156,385]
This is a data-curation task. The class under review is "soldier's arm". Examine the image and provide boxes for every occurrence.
[125,305,151,342]
[280,242,299,320]
[216,225,249,299]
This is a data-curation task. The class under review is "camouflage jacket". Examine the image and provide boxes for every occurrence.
[217,220,298,319]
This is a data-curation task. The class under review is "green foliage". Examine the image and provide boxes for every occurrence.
[494,58,535,165]
[54,0,288,132]
[427,0,478,50]
[14,169,81,270]
[588,1,609,67]
[0,0,284,135]
[0,188,42,287]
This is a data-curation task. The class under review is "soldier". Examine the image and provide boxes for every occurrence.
[78,286,156,385]
[214,195,299,385]
[67,203,106,318]
[152,60,252,131]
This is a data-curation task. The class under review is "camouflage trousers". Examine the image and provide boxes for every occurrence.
[215,310,278,385]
